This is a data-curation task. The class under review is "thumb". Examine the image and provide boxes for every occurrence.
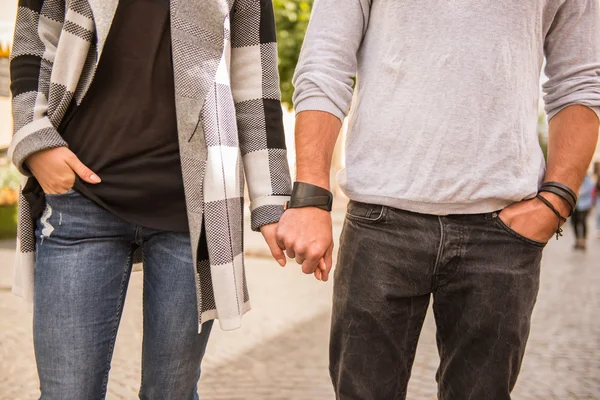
[321,244,334,282]
[265,232,286,267]
[65,153,101,184]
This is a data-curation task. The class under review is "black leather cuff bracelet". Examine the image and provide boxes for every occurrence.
[284,182,333,212]
[538,181,577,216]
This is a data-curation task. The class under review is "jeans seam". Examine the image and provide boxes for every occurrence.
[433,303,446,397]
[100,247,134,398]
[140,249,147,389]
[438,224,465,288]
[432,216,445,290]
[494,218,546,248]
[346,204,387,224]
[43,188,77,198]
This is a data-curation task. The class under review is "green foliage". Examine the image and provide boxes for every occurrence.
[0,161,19,192]
[537,113,548,161]
[538,133,548,161]
[274,0,313,108]
[0,160,19,208]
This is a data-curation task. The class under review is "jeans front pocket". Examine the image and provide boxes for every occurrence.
[44,188,76,198]
[346,201,388,224]
[494,214,547,248]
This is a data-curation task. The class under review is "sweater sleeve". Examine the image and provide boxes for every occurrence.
[542,0,600,121]
[230,0,292,231]
[292,0,372,122]
[9,0,69,176]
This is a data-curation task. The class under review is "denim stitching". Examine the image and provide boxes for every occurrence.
[438,222,465,288]
[494,218,546,248]
[346,203,387,224]
[100,248,134,398]
[433,302,446,398]
[139,248,147,393]
[431,216,445,290]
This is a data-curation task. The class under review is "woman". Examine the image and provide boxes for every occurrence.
[9,0,291,398]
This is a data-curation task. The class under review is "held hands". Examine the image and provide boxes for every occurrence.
[26,147,101,194]
[275,207,334,281]
[260,208,334,281]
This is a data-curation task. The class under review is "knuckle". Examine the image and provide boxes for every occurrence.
[276,229,286,241]
[78,165,90,175]
[295,245,307,256]
[283,239,295,250]
[306,249,321,260]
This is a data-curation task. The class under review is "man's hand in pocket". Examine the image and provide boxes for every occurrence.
[499,193,570,243]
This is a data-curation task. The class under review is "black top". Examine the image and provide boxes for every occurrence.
[61,0,188,232]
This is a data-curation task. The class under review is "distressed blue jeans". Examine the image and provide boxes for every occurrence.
[34,190,213,400]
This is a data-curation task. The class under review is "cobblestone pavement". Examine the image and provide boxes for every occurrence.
[1,213,599,399]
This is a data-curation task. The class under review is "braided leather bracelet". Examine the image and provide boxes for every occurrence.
[536,194,567,240]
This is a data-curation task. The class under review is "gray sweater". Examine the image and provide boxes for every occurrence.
[293,0,600,215]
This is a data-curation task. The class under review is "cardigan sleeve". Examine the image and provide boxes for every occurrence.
[230,0,292,231]
[9,0,68,176]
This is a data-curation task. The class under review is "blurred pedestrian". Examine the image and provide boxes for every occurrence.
[596,176,600,238]
[8,0,290,398]
[594,174,600,239]
[572,174,595,250]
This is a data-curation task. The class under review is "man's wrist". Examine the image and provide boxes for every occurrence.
[295,173,330,191]
[295,180,330,192]
[285,182,333,212]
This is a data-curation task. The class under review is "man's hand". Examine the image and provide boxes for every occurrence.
[26,147,101,194]
[260,223,286,267]
[499,193,569,243]
[276,207,334,281]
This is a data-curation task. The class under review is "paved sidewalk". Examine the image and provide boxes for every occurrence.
[1,212,599,399]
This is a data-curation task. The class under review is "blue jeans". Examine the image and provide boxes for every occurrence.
[34,190,212,400]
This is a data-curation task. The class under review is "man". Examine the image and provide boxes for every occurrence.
[9,0,290,398]
[277,0,600,398]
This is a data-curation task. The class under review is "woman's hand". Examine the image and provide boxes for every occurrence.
[26,147,101,194]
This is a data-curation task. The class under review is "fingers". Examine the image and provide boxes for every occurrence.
[318,259,327,281]
[314,267,323,281]
[266,235,286,267]
[301,250,322,275]
[65,151,101,184]
[275,208,333,280]
[286,248,296,259]
[323,244,334,281]
[276,234,286,251]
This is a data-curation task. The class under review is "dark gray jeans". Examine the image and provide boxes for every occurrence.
[330,201,544,400]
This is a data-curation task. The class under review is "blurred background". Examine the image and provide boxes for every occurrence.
[0,1,599,399]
